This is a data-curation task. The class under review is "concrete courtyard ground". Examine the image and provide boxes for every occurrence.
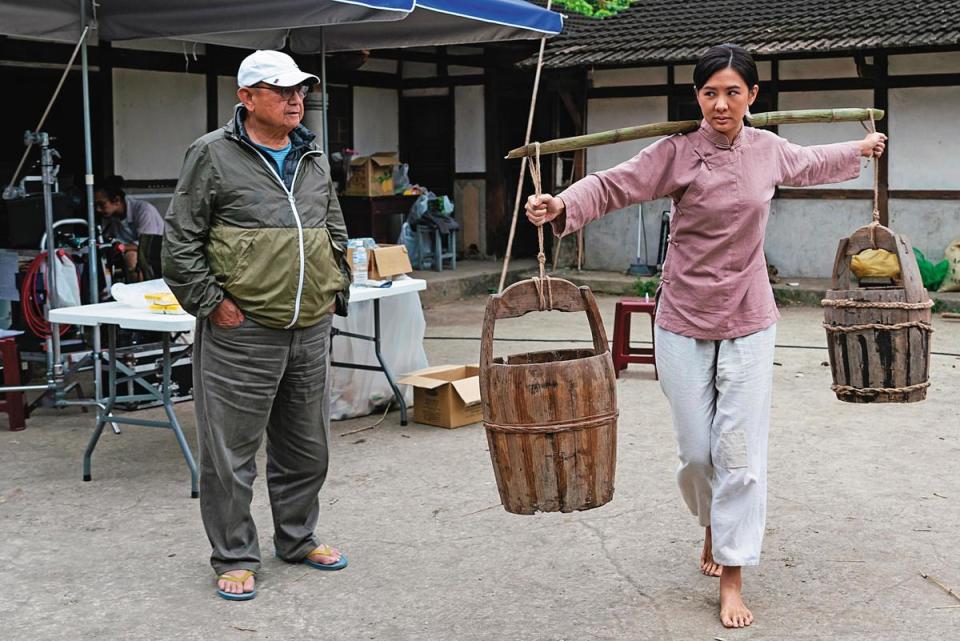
[2,296,958,641]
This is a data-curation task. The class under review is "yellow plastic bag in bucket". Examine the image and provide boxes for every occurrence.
[850,248,900,279]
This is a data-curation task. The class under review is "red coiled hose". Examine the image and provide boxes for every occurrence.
[20,251,72,338]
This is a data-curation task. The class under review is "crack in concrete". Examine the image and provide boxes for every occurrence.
[577,519,672,637]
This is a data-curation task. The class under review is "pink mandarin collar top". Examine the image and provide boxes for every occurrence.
[555,120,863,340]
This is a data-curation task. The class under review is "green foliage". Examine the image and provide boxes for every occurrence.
[553,0,633,18]
[632,276,660,298]
[913,248,950,291]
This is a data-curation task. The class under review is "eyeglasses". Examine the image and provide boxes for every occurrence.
[253,84,310,100]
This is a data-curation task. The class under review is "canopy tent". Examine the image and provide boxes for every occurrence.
[0,1,412,43]
[0,1,563,49]
[0,0,564,399]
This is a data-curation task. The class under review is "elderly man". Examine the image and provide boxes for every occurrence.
[163,50,351,601]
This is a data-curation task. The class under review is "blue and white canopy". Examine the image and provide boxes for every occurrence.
[308,0,566,52]
[0,1,564,50]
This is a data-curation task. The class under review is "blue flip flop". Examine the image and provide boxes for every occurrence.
[303,545,348,571]
[216,570,257,601]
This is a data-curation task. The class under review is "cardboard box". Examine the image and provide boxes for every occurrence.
[398,365,482,429]
[346,244,413,281]
[345,152,399,196]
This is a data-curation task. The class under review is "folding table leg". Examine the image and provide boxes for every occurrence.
[84,324,117,481]
[372,299,407,426]
[162,334,199,498]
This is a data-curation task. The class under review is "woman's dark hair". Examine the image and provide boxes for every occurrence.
[693,44,759,91]
[95,175,126,201]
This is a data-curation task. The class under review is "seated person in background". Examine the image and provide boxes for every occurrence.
[95,175,165,281]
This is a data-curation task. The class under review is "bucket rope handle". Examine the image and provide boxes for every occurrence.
[863,110,881,247]
[527,143,553,311]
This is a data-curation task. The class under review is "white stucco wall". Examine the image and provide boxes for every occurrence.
[766,199,960,278]
[112,68,207,180]
[591,66,667,87]
[764,199,874,277]
[673,61,772,85]
[889,51,960,75]
[582,96,669,272]
[776,90,874,190]
[578,57,959,278]
[888,86,960,190]
[890,200,960,261]
[359,58,398,74]
[454,85,485,173]
[779,57,858,79]
[448,65,483,76]
[352,86,399,155]
[767,85,960,276]
[401,61,436,79]
[764,88,876,277]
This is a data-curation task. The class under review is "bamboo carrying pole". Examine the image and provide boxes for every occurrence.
[505,108,886,159]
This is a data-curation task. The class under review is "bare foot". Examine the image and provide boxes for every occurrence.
[700,526,723,577]
[719,566,753,628]
[217,569,255,597]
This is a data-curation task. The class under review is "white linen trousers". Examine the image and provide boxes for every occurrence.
[654,323,777,567]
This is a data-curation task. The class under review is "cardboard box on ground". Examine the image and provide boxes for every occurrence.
[345,244,413,280]
[345,152,399,197]
[398,365,482,429]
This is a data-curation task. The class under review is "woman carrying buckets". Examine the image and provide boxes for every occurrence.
[525,44,887,629]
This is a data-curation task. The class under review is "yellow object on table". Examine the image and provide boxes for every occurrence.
[144,292,186,315]
[851,248,901,280]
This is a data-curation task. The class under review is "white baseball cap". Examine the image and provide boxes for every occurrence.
[237,50,320,88]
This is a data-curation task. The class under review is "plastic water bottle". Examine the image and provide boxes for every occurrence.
[351,245,368,286]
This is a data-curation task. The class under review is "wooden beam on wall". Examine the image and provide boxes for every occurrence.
[558,91,582,130]
[875,54,889,226]
[205,45,220,133]
[484,68,503,256]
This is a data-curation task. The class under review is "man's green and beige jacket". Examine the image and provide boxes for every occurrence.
[163,110,351,329]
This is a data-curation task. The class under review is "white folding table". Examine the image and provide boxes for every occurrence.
[49,303,199,497]
[331,277,427,426]
[49,277,427,495]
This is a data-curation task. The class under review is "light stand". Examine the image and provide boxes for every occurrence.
[0,131,113,423]
[25,131,66,397]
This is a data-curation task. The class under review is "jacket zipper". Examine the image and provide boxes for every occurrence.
[238,137,319,329]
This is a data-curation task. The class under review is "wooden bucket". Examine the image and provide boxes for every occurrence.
[823,224,933,403]
[480,277,618,514]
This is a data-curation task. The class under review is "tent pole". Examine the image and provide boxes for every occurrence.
[80,0,102,403]
[320,28,329,156]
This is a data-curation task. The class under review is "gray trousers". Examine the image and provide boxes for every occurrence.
[654,323,776,567]
[193,314,333,575]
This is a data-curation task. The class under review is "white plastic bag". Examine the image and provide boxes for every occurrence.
[329,281,429,420]
[111,279,174,309]
[43,251,81,308]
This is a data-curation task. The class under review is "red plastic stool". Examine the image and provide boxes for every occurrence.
[612,298,657,379]
[1,338,26,431]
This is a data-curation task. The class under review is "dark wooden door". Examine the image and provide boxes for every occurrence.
[399,94,454,198]
[490,79,555,259]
